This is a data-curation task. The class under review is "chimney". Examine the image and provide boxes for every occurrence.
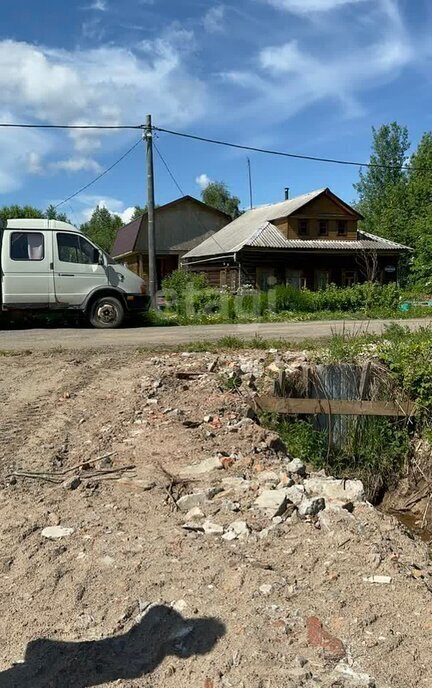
[284,187,289,200]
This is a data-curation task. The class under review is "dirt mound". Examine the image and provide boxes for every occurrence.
[0,349,432,687]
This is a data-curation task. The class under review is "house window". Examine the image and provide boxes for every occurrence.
[342,270,357,287]
[337,220,347,236]
[10,232,44,261]
[298,220,309,236]
[257,267,277,291]
[286,269,306,290]
[316,270,330,290]
[318,221,328,236]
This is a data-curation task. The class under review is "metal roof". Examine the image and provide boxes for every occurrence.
[246,225,409,251]
[184,188,327,258]
[183,188,410,260]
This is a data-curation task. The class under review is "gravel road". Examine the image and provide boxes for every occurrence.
[0,318,431,351]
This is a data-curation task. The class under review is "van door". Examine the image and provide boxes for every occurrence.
[1,229,53,306]
[53,232,108,306]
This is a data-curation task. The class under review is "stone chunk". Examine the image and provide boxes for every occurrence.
[363,575,392,584]
[304,477,365,503]
[285,458,306,476]
[41,526,74,539]
[202,521,224,536]
[285,484,305,506]
[62,476,81,490]
[255,489,288,517]
[318,505,355,531]
[179,456,223,477]
[257,471,279,487]
[184,507,204,521]
[177,487,222,513]
[298,497,325,517]
[225,520,250,540]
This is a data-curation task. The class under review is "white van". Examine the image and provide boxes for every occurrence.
[0,219,150,328]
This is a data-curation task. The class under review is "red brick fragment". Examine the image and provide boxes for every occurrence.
[306,616,345,660]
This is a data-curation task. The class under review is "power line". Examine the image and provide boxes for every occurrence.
[55,138,143,209]
[153,140,227,254]
[0,123,142,130]
[153,126,420,172]
[153,141,185,196]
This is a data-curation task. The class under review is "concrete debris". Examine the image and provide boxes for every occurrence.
[184,507,205,521]
[285,458,306,476]
[41,526,74,539]
[363,575,392,584]
[298,497,325,517]
[318,505,356,531]
[284,484,306,506]
[304,476,365,504]
[335,661,376,687]
[179,456,223,477]
[257,470,279,487]
[224,520,250,540]
[177,492,210,513]
[259,584,273,595]
[254,489,288,518]
[202,521,224,536]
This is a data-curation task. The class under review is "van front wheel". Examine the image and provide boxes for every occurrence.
[88,296,125,329]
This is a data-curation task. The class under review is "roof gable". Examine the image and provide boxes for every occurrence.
[111,195,231,257]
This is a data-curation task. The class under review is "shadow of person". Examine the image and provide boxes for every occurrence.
[0,604,225,688]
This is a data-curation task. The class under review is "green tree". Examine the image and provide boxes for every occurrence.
[405,132,432,286]
[131,205,147,220]
[0,205,45,225]
[45,204,70,222]
[201,181,242,219]
[80,205,123,253]
[354,122,410,244]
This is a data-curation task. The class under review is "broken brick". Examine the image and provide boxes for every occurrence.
[306,616,345,660]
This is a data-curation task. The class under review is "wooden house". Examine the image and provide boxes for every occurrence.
[111,196,231,288]
[182,188,410,290]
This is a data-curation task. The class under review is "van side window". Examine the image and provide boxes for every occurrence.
[10,232,44,261]
[57,234,99,265]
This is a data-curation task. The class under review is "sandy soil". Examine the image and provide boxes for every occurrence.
[0,348,431,688]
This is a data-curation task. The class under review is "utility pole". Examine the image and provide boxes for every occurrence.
[247,157,253,210]
[145,114,157,304]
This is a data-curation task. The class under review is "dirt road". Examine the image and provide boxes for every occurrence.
[0,317,431,351]
[1,347,432,687]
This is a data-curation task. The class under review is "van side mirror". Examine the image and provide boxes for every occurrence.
[97,251,105,266]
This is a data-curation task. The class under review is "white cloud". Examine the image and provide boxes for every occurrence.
[50,157,103,174]
[223,0,416,125]
[74,195,135,225]
[88,0,107,10]
[203,5,225,32]
[264,0,369,13]
[0,31,208,193]
[195,173,212,189]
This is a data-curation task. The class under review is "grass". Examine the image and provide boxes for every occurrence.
[262,413,411,503]
[140,305,432,328]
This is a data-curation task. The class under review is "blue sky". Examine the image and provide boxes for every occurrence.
[0,0,430,225]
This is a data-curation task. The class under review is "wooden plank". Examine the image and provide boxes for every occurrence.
[254,395,416,417]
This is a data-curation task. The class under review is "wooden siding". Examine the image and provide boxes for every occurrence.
[273,194,358,241]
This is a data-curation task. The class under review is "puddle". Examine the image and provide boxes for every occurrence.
[386,509,432,543]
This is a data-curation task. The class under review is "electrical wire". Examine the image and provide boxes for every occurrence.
[153,126,420,172]
[0,123,142,130]
[1,119,429,172]
[154,141,185,196]
[54,138,143,209]
[153,140,227,254]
